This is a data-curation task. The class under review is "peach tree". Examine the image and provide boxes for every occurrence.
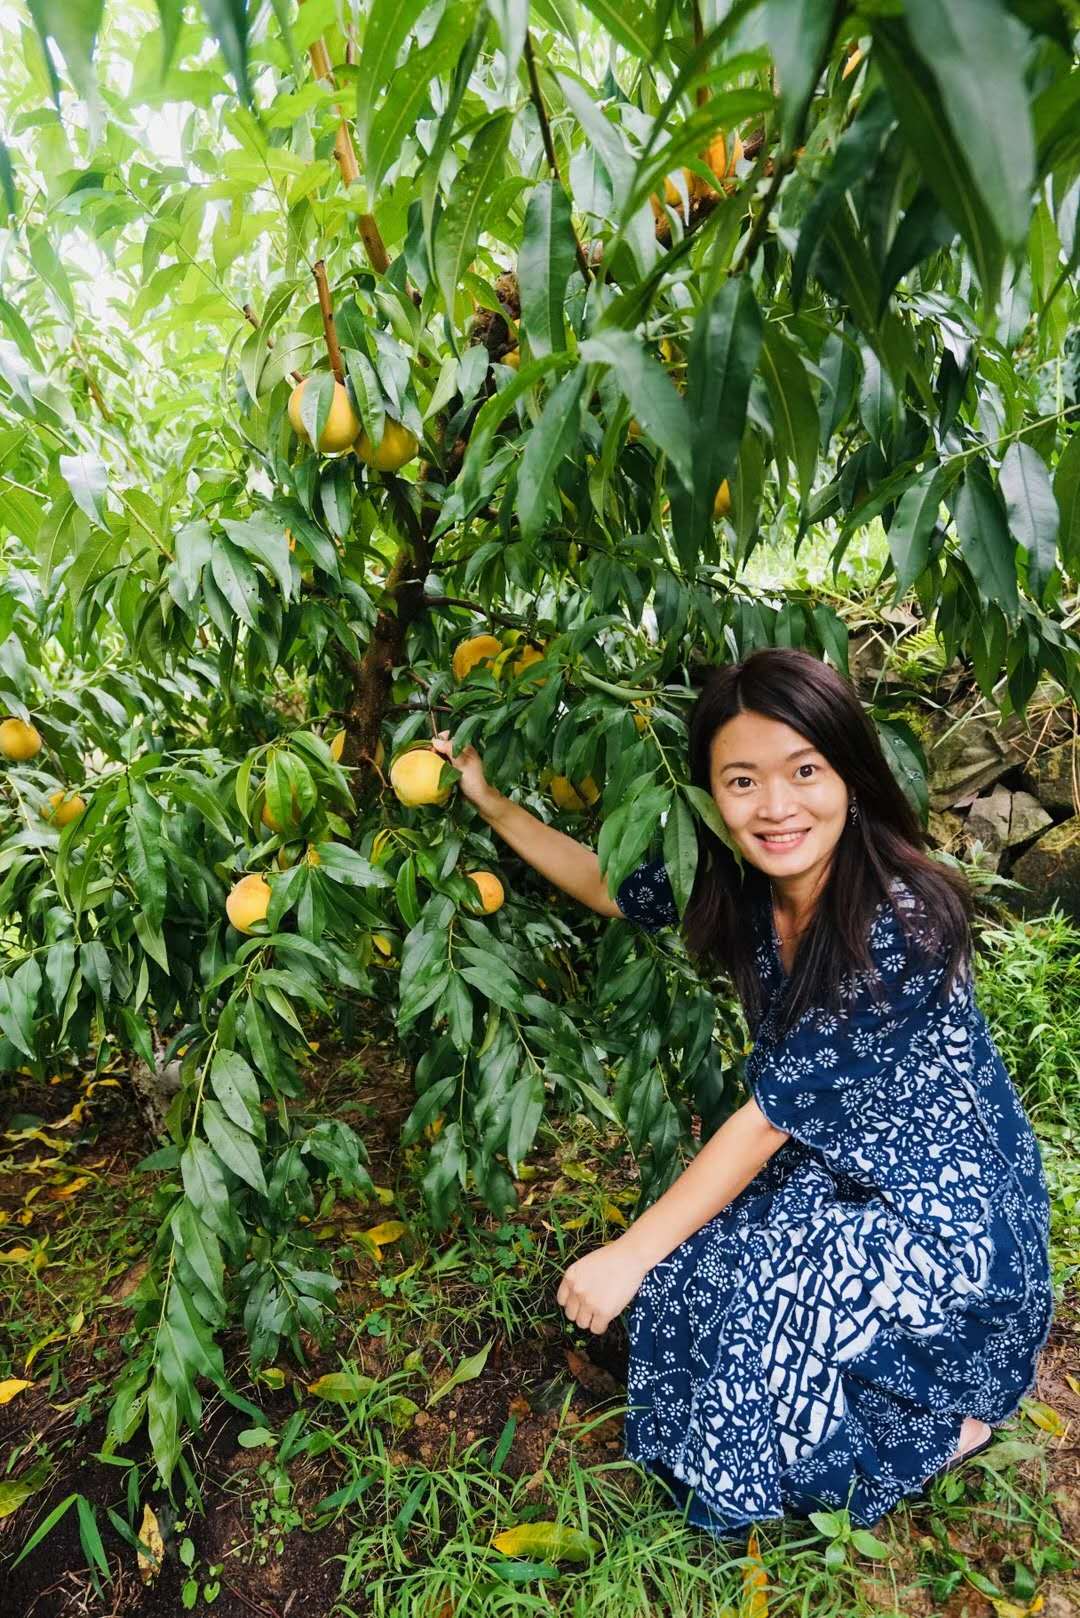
[0,0,1077,1484]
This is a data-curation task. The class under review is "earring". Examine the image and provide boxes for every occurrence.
[848,799,860,822]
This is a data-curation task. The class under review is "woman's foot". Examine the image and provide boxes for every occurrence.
[950,1417,992,1463]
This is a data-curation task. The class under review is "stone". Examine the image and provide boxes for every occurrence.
[1022,739,1080,816]
[1007,817,1080,921]
[1007,790,1053,847]
[965,785,1013,854]
[927,809,965,851]
[966,785,1052,853]
[926,715,1027,809]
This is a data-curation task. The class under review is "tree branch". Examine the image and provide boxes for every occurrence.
[305,30,390,275]
[691,2,708,110]
[731,154,794,276]
[71,332,112,422]
[524,33,591,286]
[313,261,345,383]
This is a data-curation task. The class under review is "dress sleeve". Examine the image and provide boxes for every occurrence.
[750,889,963,1156]
[613,856,678,933]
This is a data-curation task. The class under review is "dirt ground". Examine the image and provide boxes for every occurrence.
[2,1048,1078,1618]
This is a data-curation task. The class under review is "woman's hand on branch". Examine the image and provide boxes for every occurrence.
[556,1238,651,1335]
[431,729,495,810]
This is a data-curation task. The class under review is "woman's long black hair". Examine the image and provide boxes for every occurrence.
[681,647,973,1034]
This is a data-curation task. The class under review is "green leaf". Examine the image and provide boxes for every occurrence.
[670,276,763,567]
[27,229,74,316]
[576,0,657,61]
[180,1138,234,1242]
[26,0,103,101]
[902,0,1035,249]
[516,368,586,542]
[221,514,292,602]
[10,1492,79,1569]
[458,353,569,511]
[871,17,1004,305]
[1052,430,1080,576]
[0,136,17,222]
[202,1100,267,1196]
[154,0,185,77]
[357,0,431,146]
[210,1051,265,1139]
[427,1339,492,1405]
[434,111,514,327]
[58,453,107,527]
[518,180,578,358]
[200,0,251,105]
[955,459,1019,617]
[366,2,478,195]
[126,796,167,929]
[999,441,1057,600]
[791,91,895,310]
[681,783,742,868]
[311,843,393,886]
[485,0,527,88]
[759,323,818,504]
[0,479,41,546]
[580,330,694,490]
[343,348,386,448]
[886,464,945,593]
[505,1074,543,1177]
[662,793,697,917]
[298,370,334,456]
[765,0,842,152]
[209,537,261,628]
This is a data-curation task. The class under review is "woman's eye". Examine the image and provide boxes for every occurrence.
[732,776,753,789]
[797,763,817,779]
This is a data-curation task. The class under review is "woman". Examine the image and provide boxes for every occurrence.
[430,646,1053,1534]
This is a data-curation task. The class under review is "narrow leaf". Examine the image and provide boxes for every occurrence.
[518,180,578,358]
[1000,440,1057,599]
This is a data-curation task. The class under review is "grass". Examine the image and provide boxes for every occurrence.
[2,906,1079,1617]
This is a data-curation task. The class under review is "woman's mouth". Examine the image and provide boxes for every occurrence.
[754,829,809,849]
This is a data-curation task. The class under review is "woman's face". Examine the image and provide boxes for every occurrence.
[709,710,850,887]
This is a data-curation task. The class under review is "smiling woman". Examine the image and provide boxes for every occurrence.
[605,647,1052,1536]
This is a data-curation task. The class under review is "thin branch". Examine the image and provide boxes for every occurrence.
[524,33,591,285]
[243,302,305,384]
[71,332,112,422]
[423,594,525,629]
[313,261,345,383]
[305,29,390,275]
[691,2,708,110]
[731,153,794,275]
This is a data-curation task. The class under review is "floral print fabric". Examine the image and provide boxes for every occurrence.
[613,857,1054,1534]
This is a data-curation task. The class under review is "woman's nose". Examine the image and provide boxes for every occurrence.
[761,783,796,818]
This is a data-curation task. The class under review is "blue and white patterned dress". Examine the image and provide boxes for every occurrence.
[614,858,1054,1534]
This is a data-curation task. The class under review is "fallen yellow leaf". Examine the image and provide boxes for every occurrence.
[48,1175,92,1200]
[137,1503,164,1583]
[1064,1374,1080,1397]
[742,1527,768,1618]
[601,1199,628,1228]
[0,1379,32,1405]
[1020,1397,1065,1436]
[0,1246,33,1263]
[363,1221,407,1246]
[24,1329,64,1370]
[307,1371,377,1402]
[491,1521,596,1562]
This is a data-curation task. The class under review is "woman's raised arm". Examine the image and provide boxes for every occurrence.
[431,730,623,916]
